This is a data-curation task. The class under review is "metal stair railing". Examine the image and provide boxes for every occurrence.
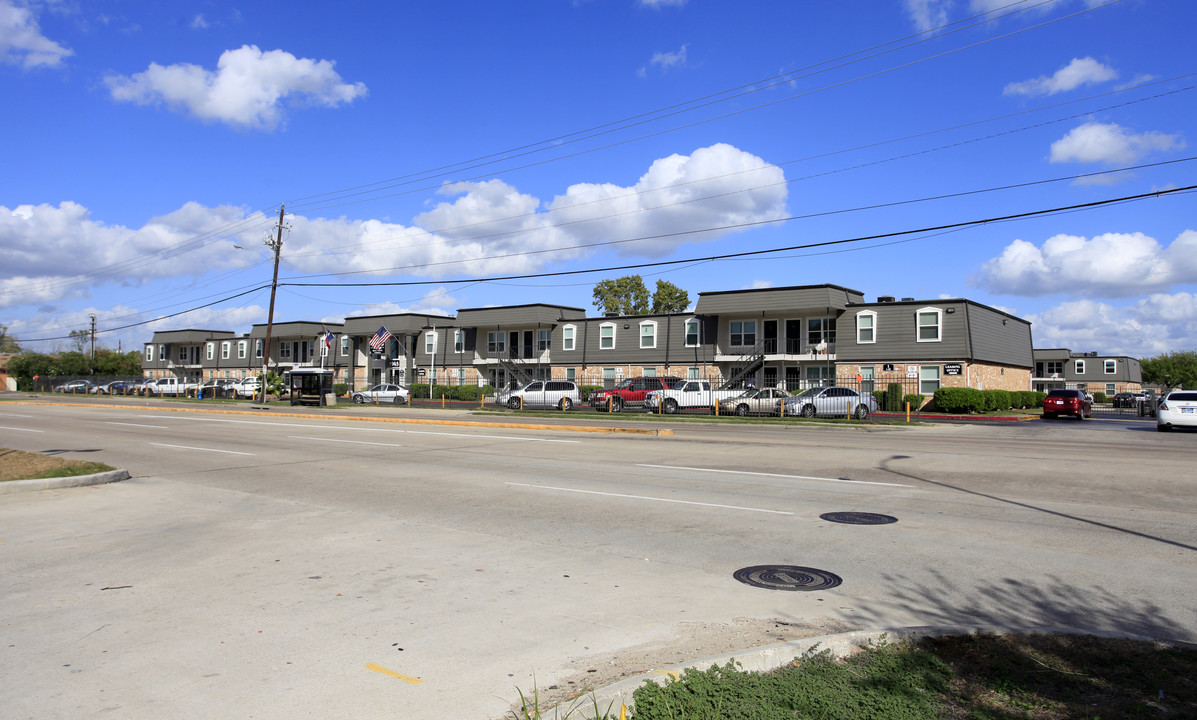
[717,338,769,389]
[496,350,537,387]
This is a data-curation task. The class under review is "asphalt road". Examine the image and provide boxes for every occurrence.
[1,399,1194,719]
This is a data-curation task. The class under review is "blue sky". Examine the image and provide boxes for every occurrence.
[2,0,1194,358]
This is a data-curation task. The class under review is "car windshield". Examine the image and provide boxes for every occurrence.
[794,388,822,399]
[1168,392,1197,401]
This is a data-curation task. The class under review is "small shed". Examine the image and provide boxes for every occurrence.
[288,368,336,406]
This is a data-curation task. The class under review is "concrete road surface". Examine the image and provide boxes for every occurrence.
[1,400,1194,719]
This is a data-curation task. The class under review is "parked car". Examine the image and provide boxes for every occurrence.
[351,383,410,405]
[1042,388,1091,420]
[590,377,683,413]
[1112,392,1136,408]
[98,380,138,395]
[496,380,580,411]
[644,380,743,414]
[196,378,237,399]
[718,388,792,416]
[778,386,879,419]
[56,380,96,394]
[227,377,262,399]
[1157,390,1197,432]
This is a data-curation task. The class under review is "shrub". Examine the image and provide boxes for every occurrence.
[934,387,983,413]
[903,393,925,410]
[333,383,348,397]
[1030,391,1046,408]
[885,383,904,412]
[981,389,1012,412]
[1093,392,1107,404]
[450,384,494,402]
[579,385,604,402]
[410,383,429,399]
[872,390,887,408]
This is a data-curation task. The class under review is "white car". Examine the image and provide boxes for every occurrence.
[228,377,262,399]
[495,380,580,411]
[1157,390,1197,432]
[351,383,410,405]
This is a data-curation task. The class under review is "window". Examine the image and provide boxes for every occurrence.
[206,343,215,360]
[639,321,657,349]
[860,366,875,393]
[280,342,292,360]
[255,339,264,359]
[424,331,437,355]
[688,367,700,379]
[600,323,616,349]
[487,331,506,353]
[642,367,657,377]
[920,365,941,395]
[1075,359,1085,374]
[685,319,700,347]
[562,325,576,351]
[916,308,941,342]
[730,320,756,347]
[159,344,166,360]
[537,329,551,352]
[145,345,154,362]
[565,367,576,381]
[1106,383,1116,395]
[602,367,616,388]
[457,368,466,384]
[221,342,230,360]
[237,341,247,359]
[454,330,465,354]
[1046,360,1063,376]
[178,346,188,362]
[856,311,876,344]
[341,336,350,357]
[1104,359,1116,374]
[807,318,836,345]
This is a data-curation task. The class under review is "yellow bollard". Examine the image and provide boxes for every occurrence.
[715,400,719,417]
[906,401,910,422]
[441,394,445,409]
[479,394,484,409]
[780,400,784,418]
[607,396,612,412]
[520,395,524,411]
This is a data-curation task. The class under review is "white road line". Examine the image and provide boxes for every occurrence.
[149,442,255,456]
[637,464,913,488]
[289,436,404,448]
[106,422,169,429]
[138,415,580,443]
[0,413,34,418]
[507,482,794,515]
[0,425,42,433]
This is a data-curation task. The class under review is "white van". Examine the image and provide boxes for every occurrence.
[495,380,581,411]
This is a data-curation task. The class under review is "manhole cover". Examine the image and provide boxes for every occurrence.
[820,511,898,525]
[733,565,842,591]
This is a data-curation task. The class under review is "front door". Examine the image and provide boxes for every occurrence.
[763,320,778,354]
[785,319,802,353]
[523,330,534,359]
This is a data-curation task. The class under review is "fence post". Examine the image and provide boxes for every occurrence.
[480,393,484,409]
[906,401,910,422]
[441,394,445,409]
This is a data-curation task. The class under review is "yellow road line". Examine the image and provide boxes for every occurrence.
[365,663,422,683]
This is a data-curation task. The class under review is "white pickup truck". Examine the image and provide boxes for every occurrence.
[643,380,745,414]
[144,377,197,396]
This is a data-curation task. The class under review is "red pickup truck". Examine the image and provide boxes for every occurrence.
[589,377,683,413]
[1042,388,1092,420]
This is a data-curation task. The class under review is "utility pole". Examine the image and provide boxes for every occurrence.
[259,204,286,402]
[89,313,96,374]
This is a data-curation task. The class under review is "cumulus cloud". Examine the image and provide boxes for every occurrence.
[0,0,72,68]
[1049,122,1185,165]
[651,44,687,71]
[1025,293,1197,357]
[1004,57,1117,97]
[975,229,1197,298]
[903,0,951,33]
[104,44,367,130]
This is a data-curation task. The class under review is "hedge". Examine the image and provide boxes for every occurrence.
[408,383,494,401]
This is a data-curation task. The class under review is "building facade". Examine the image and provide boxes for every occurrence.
[1031,349,1142,395]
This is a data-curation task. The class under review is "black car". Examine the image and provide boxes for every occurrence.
[1112,392,1135,408]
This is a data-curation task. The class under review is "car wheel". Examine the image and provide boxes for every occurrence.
[854,404,870,420]
[1043,412,1056,419]
[508,398,521,410]
[801,404,816,418]
[610,397,623,413]
[1157,424,1169,432]
[560,397,573,411]
[1077,410,1086,420]
[736,404,749,417]
[393,395,405,405]
[663,399,678,414]
[353,395,365,404]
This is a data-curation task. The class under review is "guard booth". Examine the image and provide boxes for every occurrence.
[288,368,335,407]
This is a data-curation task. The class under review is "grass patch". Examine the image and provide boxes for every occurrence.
[517,633,1197,719]
[0,448,115,482]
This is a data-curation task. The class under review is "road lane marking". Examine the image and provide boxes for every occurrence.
[149,442,255,456]
[0,425,42,432]
[0,413,34,418]
[365,663,422,683]
[106,421,169,429]
[507,482,794,515]
[637,464,912,488]
[289,436,404,448]
[139,415,580,443]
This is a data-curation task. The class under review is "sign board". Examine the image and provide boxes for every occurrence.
[417,368,427,377]
[389,359,403,368]
[882,363,895,372]
[944,363,963,375]
[906,366,918,378]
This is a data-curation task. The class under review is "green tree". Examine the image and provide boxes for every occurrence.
[94,350,144,376]
[0,324,21,353]
[68,329,89,354]
[651,279,690,313]
[1141,350,1197,389]
[592,275,651,315]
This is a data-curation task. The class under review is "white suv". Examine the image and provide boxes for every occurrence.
[228,377,261,399]
[496,380,581,411]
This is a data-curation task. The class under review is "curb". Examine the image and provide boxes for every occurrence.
[579,624,1197,715]
[0,469,131,495]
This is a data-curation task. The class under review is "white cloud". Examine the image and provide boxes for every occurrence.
[1004,57,1117,97]
[1049,122,1185,165]
[104,44,367,130]
[191,14,209,29]
[639,0,688,7]
[975,229,1197,298]
[650,44,687,71]
[903,0,951,33]
[0,0,72,68]
[1025,293,1197,357]
[743,280,773,290]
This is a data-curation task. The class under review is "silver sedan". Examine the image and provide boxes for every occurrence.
[778,386,879,420]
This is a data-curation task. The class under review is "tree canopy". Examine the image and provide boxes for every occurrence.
[592,276,690,315]
[1141,350,1197,390]
[0,324,20,353]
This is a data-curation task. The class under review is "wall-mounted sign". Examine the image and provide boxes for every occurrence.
[944,363,963,375]
[882,363,895,372]
[389,359,403,368]
[906,366,918,378]
[417,368,427,377]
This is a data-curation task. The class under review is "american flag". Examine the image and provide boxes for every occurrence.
[368,326,392,353]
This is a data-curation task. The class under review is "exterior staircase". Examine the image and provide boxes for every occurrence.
[718,338,768,390]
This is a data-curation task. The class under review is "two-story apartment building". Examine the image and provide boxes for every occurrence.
[1031,349,1142,395]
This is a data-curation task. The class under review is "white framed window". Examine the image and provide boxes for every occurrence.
[1046,360,1062,376]
[341,336,350,357]
[159,344,167,360]
[145,345,154,362]
[537,328,551,352]
[916,308,942,342]
[600,323,616,350]
[457,368,466,384]
[730,320,756,347]
[424,331,437,355]
[454,329,465,354]
[220,341,230,360]
[565,367,576,381]
[1104,359,1116,374]
[237,340,247,359]
[639,321,657,349]
[178,346,187,362]
[856,311,876,344]
[280,342,292,360]
[642,366,657,377]
[688,367,700,379]
[255,339,264,359]
[919,365,941,395]
[562,325,576,351]
[1106,383,1116,395]
[685,319,700,347]
[206,342,215,360]
[1075,359,1085,374]
[807,317,836,345]
[487,331,506,353]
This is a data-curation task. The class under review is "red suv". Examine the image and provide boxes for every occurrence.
[1042,389,1092,420]
[590,377,683,413]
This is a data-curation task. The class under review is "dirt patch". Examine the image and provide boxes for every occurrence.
[532,616,859,709]
[0,448,112,482]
